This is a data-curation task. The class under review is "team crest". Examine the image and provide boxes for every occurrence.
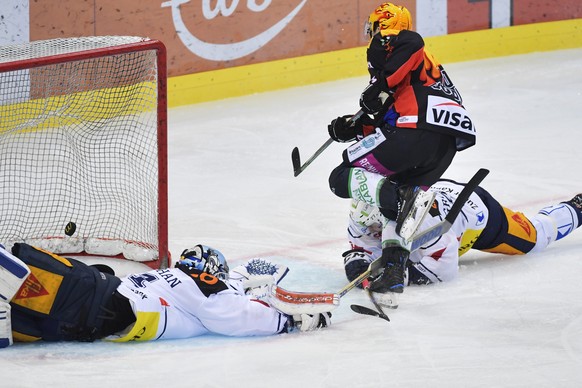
[511,213,532,236]
[13,272,50,300]
[12,266,62,314]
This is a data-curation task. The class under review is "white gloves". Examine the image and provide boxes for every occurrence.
[230,258,289,302]
[291,312,332,332]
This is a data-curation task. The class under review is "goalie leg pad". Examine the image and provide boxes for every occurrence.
[0,245,31,302]
[0,302,12,348]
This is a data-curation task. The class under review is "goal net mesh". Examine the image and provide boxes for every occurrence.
[0,36,167,267]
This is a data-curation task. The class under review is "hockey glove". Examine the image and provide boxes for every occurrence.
[359,74,390,115]
[290,312,332,332]
[328,115,362,143]
[343,249,374,285]
[230,258,289,302]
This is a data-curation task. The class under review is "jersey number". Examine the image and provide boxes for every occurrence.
[128,273,158,288]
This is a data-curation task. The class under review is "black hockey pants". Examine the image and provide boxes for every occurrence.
[329,125,456,219]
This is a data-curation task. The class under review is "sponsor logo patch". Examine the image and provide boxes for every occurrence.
[397,115,418,124]
[427,95,474,135]
[346,129,387,162]
[353,169,374,204]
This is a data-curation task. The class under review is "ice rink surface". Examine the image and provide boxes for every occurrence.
[2,48,582,387]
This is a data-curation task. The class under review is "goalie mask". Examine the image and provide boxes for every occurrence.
[177,245,229,280]
[364,3,412,39]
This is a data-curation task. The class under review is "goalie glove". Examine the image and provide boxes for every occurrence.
[288,312,332,332]
[240,275,275,302]
[230,258,289,302]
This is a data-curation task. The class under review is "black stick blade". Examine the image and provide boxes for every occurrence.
[350,304,390,322]
[291,147,301,177]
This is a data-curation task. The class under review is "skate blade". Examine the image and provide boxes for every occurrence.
[398,190,436,241]
[372,291,400,309]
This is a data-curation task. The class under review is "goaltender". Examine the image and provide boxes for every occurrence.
[0,243,331,348]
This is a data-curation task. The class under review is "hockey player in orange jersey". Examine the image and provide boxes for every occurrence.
[328,3,476,301]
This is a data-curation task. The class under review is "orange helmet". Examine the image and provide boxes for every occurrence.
[364,3,412,38]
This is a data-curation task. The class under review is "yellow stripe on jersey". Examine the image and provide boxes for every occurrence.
[458,228,482,257]
[36,248,73,267]
[106,311,161,342]
[12,331,41,342]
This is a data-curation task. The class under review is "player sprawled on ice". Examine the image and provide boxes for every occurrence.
[344,179,582,306]
[327,3,476,301]
[0,244,331,348]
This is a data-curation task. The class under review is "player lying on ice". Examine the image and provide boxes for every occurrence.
[343,179,582,308]
[0,243,332,348]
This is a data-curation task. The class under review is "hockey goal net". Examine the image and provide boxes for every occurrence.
[0,36,168,269]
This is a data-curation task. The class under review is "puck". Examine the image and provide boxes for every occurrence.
[64,222,77,236]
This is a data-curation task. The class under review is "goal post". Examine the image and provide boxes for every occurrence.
[0,36,169,269]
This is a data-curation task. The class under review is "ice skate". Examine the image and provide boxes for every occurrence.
[396,185,436,241]
[366,245,409,308]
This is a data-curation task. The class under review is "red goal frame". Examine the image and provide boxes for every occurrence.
[0,38,169,269]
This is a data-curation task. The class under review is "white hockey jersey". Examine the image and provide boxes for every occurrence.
[348,180,490,283]
[105,268,289,342]
[348,179,573,284]
[406,180,490,282]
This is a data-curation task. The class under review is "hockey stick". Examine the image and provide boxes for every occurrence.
[363,284,391,321]
[349,168,490,318]
[272,168,490,315]
[351,304,389,320]
[291,139,333,177]
[291,110,364,177]
[270,256,385,314]
[408,168,490,251]
[270,286,340,315]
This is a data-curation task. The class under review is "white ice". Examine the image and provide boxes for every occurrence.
[2,48,582,388]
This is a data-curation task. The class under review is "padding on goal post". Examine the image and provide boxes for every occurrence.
[0,36,169,269]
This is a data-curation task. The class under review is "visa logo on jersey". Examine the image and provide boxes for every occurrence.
[426,96,475,135]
